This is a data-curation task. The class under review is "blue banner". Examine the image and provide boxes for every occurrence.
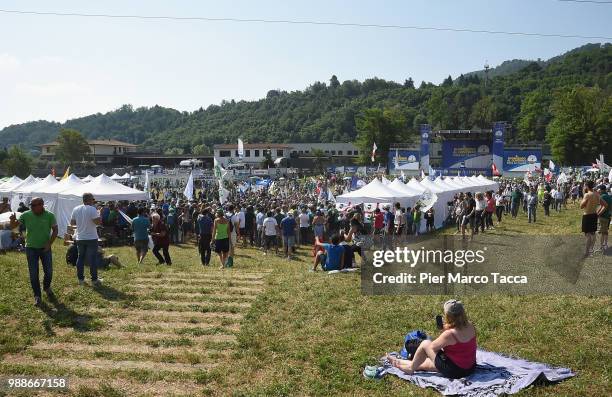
[388,150,420,171]
[492,122,505,172]
[442,140,492,169]
[503,149,542,172]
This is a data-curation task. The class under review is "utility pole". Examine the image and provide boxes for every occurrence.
[484,60,490,88]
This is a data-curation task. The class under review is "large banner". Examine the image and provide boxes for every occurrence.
[420,125,431,171]
[492,122,505,172]
[442,140,492,169]
[503,150,542,172]
[388,150,420,171]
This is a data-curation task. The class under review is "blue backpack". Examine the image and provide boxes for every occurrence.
[400,330,428,359]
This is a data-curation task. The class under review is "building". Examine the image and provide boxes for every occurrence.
[212,142,359,167]
[40,139,138,164]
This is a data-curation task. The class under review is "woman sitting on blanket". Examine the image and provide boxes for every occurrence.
[387,300,477,379]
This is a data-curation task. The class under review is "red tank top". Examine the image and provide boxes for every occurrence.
[443,331,477,369]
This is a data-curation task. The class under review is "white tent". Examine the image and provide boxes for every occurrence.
[6,176,38,209]
[121,172,131,179]
[337,178,409,206]
[55,174,148,235]
[10,175,58,211]
[0,176,24,199]
[381,176,392,186]
[110,173,123,180]
[82,175,94,182]
[35,174,85,217]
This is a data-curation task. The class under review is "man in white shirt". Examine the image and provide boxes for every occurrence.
[255,208,265,248]
[262,211,279,255]
[70,192,102,286]
[298,207,311,246]
[238,208,246,246]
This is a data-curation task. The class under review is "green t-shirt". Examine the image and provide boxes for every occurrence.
[600,193,612,219]
[19,210,57,248]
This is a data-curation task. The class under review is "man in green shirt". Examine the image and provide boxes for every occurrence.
[9,197,58,306]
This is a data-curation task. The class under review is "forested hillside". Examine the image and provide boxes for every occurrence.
[1,43,610,162]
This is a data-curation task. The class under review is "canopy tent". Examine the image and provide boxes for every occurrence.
[381,176,392,186]
[34,174,85,217]
[433,177,462,193]
[110,173,124,180]
[55,174,148,235]
[4,176,38,208]
[0,176,24,198]
[337,178,416,207]
[10,175,58,211]
[121,172,131,179]
[82,175,95,182]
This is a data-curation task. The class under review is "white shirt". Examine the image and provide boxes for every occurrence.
[238,211,246,228]
[394,210,404,226]
[298,213,310,228]
[263,217,278,236]
[71,204,99,240]
[475,199,487,211]
[494,193,505,206]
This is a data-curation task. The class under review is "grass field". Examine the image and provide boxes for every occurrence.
[0,204,610,396]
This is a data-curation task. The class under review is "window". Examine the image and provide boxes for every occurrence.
[338,150,343,155]
[354,150,359,155]
[254,149,260,157]
[347,150,352,155]
[331,150,336,155]
[245,149,251,157]
[235,150,239,157]
[325,150,329,154]
[305,150,310,154]
[219,150,231,157]
[277,149,284,157]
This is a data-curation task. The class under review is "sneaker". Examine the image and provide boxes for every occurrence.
[34,296,41,306]
[92,279,103,286]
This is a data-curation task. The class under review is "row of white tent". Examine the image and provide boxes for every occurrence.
[0,174,147,236]
[337,175,499,232]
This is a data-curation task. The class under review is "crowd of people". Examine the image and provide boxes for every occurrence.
[0,170,610,305]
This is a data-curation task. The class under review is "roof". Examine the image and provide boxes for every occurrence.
[214,143,291,149]
[41,139,138,147]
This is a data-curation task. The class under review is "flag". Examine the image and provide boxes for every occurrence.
[421,169,426,180]
[608,168,612,182]
[118,209,133,225]
[213,157,227,180]
[491,163,501,176]
[183,171,194,200]
[394,149,399,168]
[400,170,406,182]
[428,165,435,177]
[61,167,70,180]
[549,160,556,171]
[371,142,377,162]
[219,180,230,204]
[143,170,149,193]
[544,168,552,182]
[237,138,244,159]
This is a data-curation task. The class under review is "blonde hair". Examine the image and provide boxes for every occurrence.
[444,311,469,330]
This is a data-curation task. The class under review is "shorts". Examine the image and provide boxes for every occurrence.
[283,235,295,248]
[599,217,610,234]
[461,216,474,227]
[582,213,598,234]
[134,239,148,253]
[264,235,276,249]
[214,238,230,253]
[434,351,475,379]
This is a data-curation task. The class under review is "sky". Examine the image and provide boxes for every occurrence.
[0,0,610,129]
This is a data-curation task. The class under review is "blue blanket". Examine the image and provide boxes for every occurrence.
[378,349,574,396]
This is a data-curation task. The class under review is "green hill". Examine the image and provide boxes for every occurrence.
[1,43,610,157]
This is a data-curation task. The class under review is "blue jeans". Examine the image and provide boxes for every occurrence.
[76,239,99,282]
[25,247,53,298]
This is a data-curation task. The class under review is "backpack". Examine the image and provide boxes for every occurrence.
[400,330,429,359]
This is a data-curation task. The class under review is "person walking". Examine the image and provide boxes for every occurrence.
[70,193,102,286]
[212,209,231,269]
[9,197,57,306]
[580,180,606,257]
[151,213,172,265]
[280,212,297,260]
[196,207,213,266]
[527,188,538,223]
[132,207,151,264]
[596,185,611,252]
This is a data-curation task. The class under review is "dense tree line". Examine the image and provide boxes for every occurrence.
[0,43,610,165]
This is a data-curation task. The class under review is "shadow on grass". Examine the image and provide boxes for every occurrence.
[92,283,135,302]
[39,294,101,332]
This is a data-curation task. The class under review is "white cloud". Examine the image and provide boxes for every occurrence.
[0,53,20,72]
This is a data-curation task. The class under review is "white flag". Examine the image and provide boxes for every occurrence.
[421,169,426,180]
[183,171,194,201]
[219,180,230,204]
[549,160,556,171]
[213,157,227,180]
[371,142,377,162]
[394,148,399,168]
[238,138,244,159]
[400,170,405,182]
[143,171,149,193]
[608,168,612,181]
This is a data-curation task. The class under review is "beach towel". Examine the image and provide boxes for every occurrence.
[376,349,574,396]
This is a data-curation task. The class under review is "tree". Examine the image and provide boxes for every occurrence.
[260,152,275,168]
[192,144,209,155]
[54,129,90,166]
[165,147,184,155]
[2,146,32,178]
[355,107,408,164]
[546,86,611,165]
[469,96,499,128]
[403,78,415,89]
[329,75,340,89]
[442,75,453,87]
[516,89,552,142]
